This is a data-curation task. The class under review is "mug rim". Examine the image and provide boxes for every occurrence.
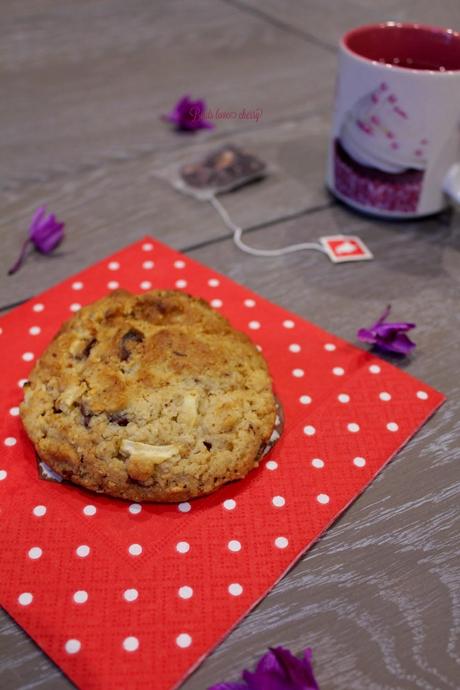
[342,22,460,76]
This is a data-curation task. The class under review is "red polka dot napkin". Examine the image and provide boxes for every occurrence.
[0,237,444,690]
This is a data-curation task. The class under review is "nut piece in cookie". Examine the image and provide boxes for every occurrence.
[121,440,180,482]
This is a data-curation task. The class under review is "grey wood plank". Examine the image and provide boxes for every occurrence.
[0,111,333,306]
[235,0,460,48]
[1,202,459,690]
[0,0,335,189]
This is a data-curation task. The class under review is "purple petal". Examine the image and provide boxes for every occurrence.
[33,222,64,253]
[170,96,192,121]
[302,649,319,689]
[357,327,378,344]
[28,207,46,240]
[372,304,392,328]
[358,306,416,356]
[240,647,319,690]
[164,95,214,132]
[170,95,190,111]
[253,648,282,675]
[29,207,65,254]
[189,98,205,114]
[243,670,289,690]
[208,647,319,690]
[376,332,416,354]
[8,206,65,275]
[271,647,319,689]
[35,232,63,254]
[374,321,416,336]
[176,95,192,108]
[193,118,214,130]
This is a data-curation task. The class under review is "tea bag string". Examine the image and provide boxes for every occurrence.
[210,196,326,257]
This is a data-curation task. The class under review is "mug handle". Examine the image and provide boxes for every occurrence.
[443,163,460,204]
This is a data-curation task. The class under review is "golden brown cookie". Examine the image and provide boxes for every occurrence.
[21,290,276,502]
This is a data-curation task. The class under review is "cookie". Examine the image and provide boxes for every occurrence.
[21,290,277,502]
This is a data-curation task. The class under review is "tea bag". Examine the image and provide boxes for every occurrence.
[175,144,268,200]
[167,144,372,262]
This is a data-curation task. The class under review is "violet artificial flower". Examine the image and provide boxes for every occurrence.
[208,646,320,690]
[357,305,416,355]
[8,207,65,275]
[164,95,214,132]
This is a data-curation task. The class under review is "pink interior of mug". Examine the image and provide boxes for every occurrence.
[344,23,460,72]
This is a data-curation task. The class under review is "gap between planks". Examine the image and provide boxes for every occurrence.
[0,201,334,314]
[221,0,337,53]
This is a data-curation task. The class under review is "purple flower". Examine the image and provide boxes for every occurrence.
[8,207,65,275]
[357,305,416,355]
[164,95,214,132]
[208,646,320,690]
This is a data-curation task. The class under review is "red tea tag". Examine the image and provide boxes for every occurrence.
[320,235,373,263]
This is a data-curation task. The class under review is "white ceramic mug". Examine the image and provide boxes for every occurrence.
[326,22,460,218]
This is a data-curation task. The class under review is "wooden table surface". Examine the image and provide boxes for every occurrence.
[1,2,459,689]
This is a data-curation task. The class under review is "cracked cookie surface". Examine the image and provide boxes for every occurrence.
[20,289,277,502]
